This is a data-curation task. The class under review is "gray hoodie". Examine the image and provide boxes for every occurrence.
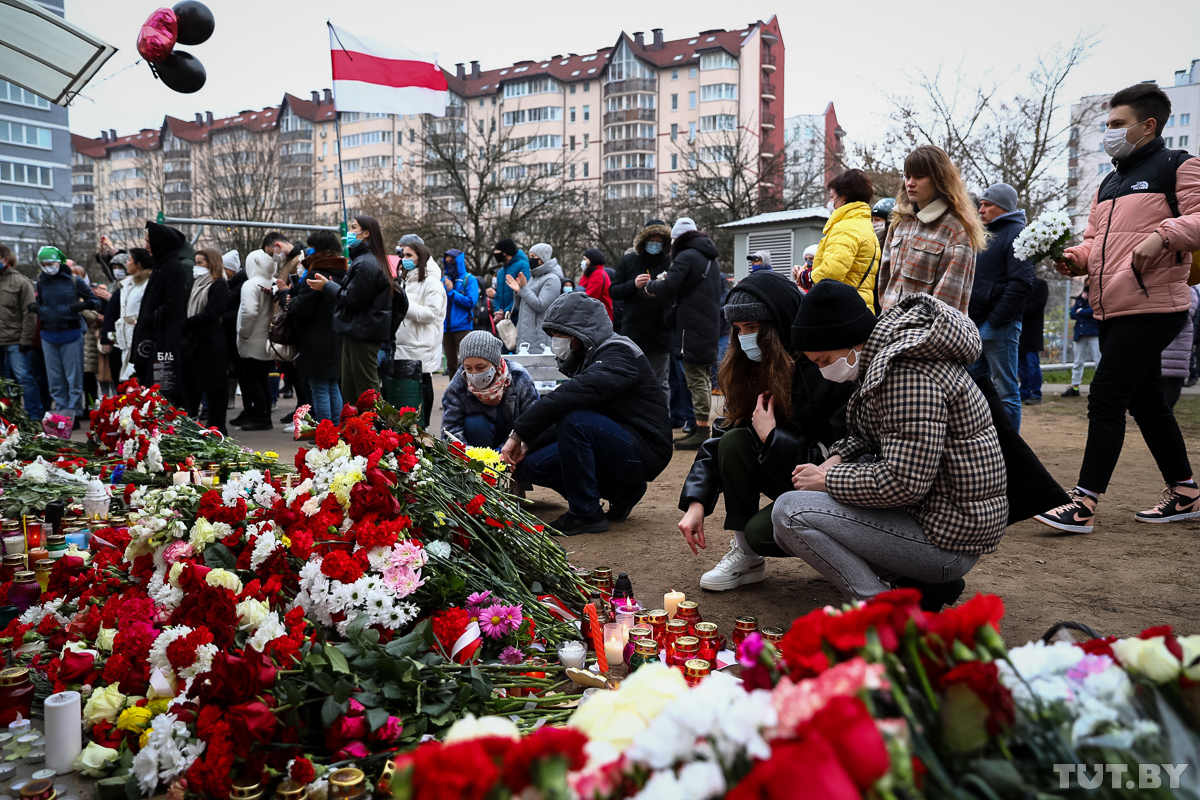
[513,257,564,352]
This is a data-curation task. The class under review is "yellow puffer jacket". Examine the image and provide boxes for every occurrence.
[810,201,880,312]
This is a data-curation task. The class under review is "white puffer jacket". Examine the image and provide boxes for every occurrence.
[237,250,276,361]
[394,259,447,373]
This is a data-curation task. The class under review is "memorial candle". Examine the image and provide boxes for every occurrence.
[663,589,685,620]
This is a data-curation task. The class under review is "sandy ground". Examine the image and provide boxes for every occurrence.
[185,378,1200,647]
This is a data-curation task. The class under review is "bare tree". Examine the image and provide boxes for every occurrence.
[192,128,286,255]
[33,202,94,269]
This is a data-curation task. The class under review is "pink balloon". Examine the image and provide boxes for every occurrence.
[137,8,178,64]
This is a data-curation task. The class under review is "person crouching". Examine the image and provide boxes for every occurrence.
[441,331,539,447]
[773,280,1008,611]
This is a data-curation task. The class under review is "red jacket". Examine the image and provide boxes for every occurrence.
[578,266,613,321]
[1066,139,1200,320]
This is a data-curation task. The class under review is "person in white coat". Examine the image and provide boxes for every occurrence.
[392,238,446,428]
[235,250,276,431]
[111,248,152,381]
[510,242,564,354]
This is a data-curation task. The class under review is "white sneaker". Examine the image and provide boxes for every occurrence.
[283,423,295,434]
[699,539,766,591]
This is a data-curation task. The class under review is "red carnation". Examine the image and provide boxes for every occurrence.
[356,389,380,410]
[290,757,316,786]
[431,608,471,653]
[320,550,366,584]
[314,419,340,449]
[501,727,587,793]
[939,660,1015,736]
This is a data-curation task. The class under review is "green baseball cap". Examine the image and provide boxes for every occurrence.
[37,246,66,264]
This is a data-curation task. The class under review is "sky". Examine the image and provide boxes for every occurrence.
[63,0,1200,149]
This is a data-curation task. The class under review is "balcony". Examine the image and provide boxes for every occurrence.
[603,137,655,155]
[603,168,654,183]
[760,140,777,157]
[761,53,777,72]
[761,82,777,101]
[603,108,656,126]
[282,176,310,189]
[604,78,656,96]
[73,202,94,212]
[164,191,190,203]
[71,163,93,175]
[72,181,94,191]
[281,153,313,166]
[423,184,458,199]
[761,111,776,130]
[163,170,191,182]
[445,105,465,118]
[282,129,313,141]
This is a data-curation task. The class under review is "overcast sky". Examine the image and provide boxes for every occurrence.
[64,0,1200,150]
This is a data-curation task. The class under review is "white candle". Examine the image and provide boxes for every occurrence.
[171,472,190,485]
[603,623,625,668]
[44,691,82,774]
[556,641,587,670]
[664,590,685,620]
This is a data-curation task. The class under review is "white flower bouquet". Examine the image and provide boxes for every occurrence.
[1013,210,1077,270]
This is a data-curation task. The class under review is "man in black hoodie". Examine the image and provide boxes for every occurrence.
[132,221,189,404]
[501,292,672,535]
[610,219,672,397]
[646,217,722,449]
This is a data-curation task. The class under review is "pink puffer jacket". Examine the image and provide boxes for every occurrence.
[1066,146,1200,320]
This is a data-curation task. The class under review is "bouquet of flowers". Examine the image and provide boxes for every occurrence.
[1012,210,1075,269]
[42,411,73,440]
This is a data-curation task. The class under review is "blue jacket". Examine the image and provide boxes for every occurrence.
[1070,294,1099,340]
[443,250,480,332]
[440,358,540,440]
[968,210,1035,328]
[34,266,99,336]
[494,250,531,313]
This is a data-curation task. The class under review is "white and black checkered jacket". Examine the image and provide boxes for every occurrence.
[826,294,1008,554]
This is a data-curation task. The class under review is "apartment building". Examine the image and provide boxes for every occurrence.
[0,0,72,265]
[783,104,845,204]
[73,19,786,245]
[1068,58,1200,230]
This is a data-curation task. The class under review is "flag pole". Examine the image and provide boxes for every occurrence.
[327,21,351,244]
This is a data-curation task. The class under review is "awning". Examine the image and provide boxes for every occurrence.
[0,0,116,107]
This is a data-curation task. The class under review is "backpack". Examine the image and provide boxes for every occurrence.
[1159,150,1200,286]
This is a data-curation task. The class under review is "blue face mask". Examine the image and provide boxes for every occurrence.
[739,332,762,362]
[298,269,308,281]
[345,232,359,245]
[305,247,315,257]
[645,241,663,255]
[562,286,573,293]
[402,258,417,271]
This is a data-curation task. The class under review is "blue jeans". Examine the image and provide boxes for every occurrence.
[463,411,512,448]
[309,378,343,423]
[711,335,729,389]
[669,356,694,428]
[968,320,1022,431]
[516,410,649,516]
[1018,351,1042,401]
[0,345,43,419]
[41,337,84,418]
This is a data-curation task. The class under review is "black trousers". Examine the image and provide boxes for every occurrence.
[1078,312,1192,493]
[239,358,273,425]
[184,364,228,434]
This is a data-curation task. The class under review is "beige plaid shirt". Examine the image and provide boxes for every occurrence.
[879,199,977,314]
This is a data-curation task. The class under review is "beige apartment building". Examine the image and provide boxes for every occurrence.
[72,19,785,248]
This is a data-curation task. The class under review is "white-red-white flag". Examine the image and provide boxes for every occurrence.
[328,23,448,117]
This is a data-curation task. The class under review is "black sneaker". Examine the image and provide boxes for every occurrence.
[1135,483,1200,523]
[238,420,273,432]
[1024,396,1042,405]
[229,413,248,427]
[550,509,610,536]
[890,576,966,612]
[1033,489,1097,534]
[1061,387,1080,398]
[606,482,647,522]
[279,412,293,424]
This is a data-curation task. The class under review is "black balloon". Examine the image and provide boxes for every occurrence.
[172,0,214,46]
[155,51,206,93]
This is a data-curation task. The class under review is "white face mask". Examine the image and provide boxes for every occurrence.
[550,336,574,361]
[465,367,496,389]
[738,332,762,362]
[819,348,862,383]
[112,268,127,280]
[193,266,209,279]
[272,248,286,264]
[873,221,886,236]
[1102,123,1149,159]
[580,260,589,271]
[41,263,59,275]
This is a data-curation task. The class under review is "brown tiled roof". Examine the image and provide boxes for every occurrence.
[165,107,279,142]
[106,129,161,151]
[452,24,763,98]
[70,133,108,158]
[282,93,336,123]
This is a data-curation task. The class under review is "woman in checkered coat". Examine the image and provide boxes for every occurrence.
[773,279,1007,611]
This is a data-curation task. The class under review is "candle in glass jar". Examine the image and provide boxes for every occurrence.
[172,472,191,485]
[663,589,685,619]
[624,626,653,664]
[603,624,625,669]
[556,641,587,670]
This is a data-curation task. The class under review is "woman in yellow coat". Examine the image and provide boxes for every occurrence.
[803,169,880,313]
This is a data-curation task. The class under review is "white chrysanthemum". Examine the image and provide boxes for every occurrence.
[248,612,287,652]
[147,571,184,609]
[249,532,281,570]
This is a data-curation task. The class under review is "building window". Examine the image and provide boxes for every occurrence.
[280,112,314,133]
[671,153,678,170]
[670,183,678,198]
[672,70,679,80]
[1166,137,1174,147]
[0,80,50,109]
[671,94,678,111]
[1,158,54,187]
[1182,113,1191,125]
[583,162,589,177]
[479,98,485,107]
[503,106,562,126]
[1180,135,1190,148]
[503,77,560,98]
[700,114,736,132]
[570,164,576,179]
[700,83,737,101]
[570,135,576,151]
[605,94,655,111]
[699,51,737,70]
[0,121,52,149]
[583,105,590,121]
[1167,115,1175,127]
[570,84,576,94]
[1098,163,1112,175]
[477,119,485,134]
[688,122,697,141]
[689,67,697,78]
[584,82,590,92]
[0,202,51,226]
[670,123,678,141]
[341,131,392,147]
[699,145,730,162]
[570,107,576,122]
[583,133,589,149]
[688,91,697,109]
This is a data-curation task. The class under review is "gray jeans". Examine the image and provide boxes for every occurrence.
[771,491,979,601]
[644,350,670,403]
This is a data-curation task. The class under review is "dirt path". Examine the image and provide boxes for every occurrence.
[230,388,1200,647]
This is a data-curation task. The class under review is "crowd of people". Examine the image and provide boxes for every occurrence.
[2,82,1198,611]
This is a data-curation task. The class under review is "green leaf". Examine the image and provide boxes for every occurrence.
[304,650,328,669]
[382,683,404,700]
[123,772,141,800]
[352,690,381,708]
[467,665,492,697]
[320,695,345,728]
[365,706,390,732]
[345,612,370,642]
[384,627,427,659]
[202,543,236,570]
[362,627,381,646]
[311,670,335,694]
[333,677,354,704]
[326,646,352,675]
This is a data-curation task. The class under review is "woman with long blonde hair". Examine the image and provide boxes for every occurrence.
[878,145,987,314]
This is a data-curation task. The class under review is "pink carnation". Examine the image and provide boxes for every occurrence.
[771,657,888,738]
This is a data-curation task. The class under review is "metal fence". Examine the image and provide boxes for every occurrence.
[1038,276,1086,371]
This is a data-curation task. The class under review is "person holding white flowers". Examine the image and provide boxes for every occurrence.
[1036,83,1200,533]
[967,183,1035,431]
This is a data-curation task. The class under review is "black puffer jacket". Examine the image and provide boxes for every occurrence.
[648,230,722,364]
[679,271,854,514]
[289,255,347,381]
[132,222,188,369]
[512,292,673,479]
[322,241,392,343]
[181,279,229,380]
[610,222,672,352]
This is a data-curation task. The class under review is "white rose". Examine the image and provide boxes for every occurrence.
[205,568,243,594]
[74,741,121,776]
[444,714,521,743]
[83,683,128,725]
[1178,635,1200,681]
[236,598,271,632]
[1113,637,1181,683]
